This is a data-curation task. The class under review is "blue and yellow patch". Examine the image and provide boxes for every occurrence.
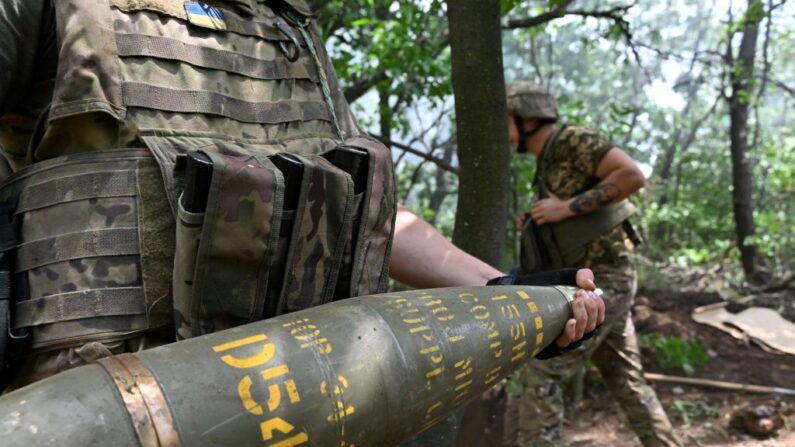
[184,2,227,31]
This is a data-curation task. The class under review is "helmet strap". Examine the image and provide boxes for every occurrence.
[513,115,545,154]
[514,115,527,153]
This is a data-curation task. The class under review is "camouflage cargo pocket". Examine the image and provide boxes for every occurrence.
[188,150,284,336]
[276,154,355,313]
[263,154,302,318]
[320,146,369,302]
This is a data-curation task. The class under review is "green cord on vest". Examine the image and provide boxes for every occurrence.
[294,23,345,141]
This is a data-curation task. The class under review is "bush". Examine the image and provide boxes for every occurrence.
[639,333,708,376]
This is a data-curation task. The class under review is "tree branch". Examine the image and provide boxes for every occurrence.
[504,4,632,29]
[772,79,795,98]
[343,31,450,104]
[344,71,390,103]
[528,36,545,82]
[372,135,459,174]
[504,4,643,70]
[503,0,576,29]
[402,160,429,203]
[632,42,724,67]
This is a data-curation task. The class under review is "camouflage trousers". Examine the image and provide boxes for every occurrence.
[504,260,681,447]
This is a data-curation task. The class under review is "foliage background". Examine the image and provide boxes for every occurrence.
[310,0,795,277]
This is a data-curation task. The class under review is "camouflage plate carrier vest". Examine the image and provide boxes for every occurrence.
[0,0,396,354]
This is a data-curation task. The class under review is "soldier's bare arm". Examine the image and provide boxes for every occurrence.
[570,147,645,215]
[390,205,605,347]
[530,148,645,224]
[390,204,503,288]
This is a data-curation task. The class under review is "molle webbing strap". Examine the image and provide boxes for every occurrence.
[115,34,319,82]
[191,151,284,335]
[292,20,344,140]
[111,0,286,41]
[14,228,140,273]
[121,83,331,124]
[279,155,354,312]
[12,287,146,329]
[17,171,138,214]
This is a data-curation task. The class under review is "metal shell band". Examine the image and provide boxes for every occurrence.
[98,354,182,447]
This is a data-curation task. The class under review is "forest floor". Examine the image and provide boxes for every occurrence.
[563,287,795,446]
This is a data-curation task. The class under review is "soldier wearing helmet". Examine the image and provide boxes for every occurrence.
[506,81,560,154]
[502,81,682,447]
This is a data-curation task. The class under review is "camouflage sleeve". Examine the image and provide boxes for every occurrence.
[555,126,614,179]
[0,0,49,114]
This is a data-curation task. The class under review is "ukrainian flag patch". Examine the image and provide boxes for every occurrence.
[184,2,227,31]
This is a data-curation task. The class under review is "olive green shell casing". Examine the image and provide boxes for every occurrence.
[0,285,574,446]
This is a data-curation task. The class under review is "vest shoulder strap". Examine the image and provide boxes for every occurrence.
[533,125,567,197]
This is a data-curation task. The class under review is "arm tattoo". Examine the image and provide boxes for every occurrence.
[568,183,620,216]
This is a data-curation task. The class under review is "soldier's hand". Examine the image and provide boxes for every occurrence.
[555,268,605,348]
[530,192,573,225]
[514,212,530,230]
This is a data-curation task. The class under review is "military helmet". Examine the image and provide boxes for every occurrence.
[506,81,559,122]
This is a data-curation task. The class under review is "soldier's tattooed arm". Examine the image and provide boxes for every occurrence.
[530,148,644,224]
[568,183,621,215]
[567,148,645,216]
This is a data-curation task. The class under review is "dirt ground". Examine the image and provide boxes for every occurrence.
[563,288,795,446]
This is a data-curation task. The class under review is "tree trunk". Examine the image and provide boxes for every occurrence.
[447,0,511,267]
[728,0,764,278]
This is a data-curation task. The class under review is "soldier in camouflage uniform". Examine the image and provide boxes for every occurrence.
[0,0,604,416]
[503,81,681,447]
